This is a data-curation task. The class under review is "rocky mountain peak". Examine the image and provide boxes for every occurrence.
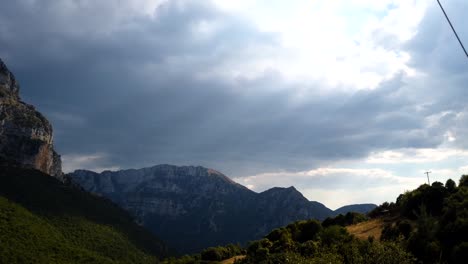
[260,186,306,200]
[72,164,251,196]
[70,164,376,253]
[0,58,63,180]
[0,59,20,100]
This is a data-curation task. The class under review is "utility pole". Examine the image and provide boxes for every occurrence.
[424,171,432,185]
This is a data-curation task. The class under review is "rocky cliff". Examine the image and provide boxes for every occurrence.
[70,165,336,253]
[0,59,62,180]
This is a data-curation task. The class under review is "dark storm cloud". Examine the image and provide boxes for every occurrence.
[0,0,467,176]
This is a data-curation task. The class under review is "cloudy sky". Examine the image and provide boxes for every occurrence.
[1,0,467,209]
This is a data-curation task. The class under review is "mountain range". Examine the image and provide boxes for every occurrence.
[0,57,376,257]
[70,166,376,253]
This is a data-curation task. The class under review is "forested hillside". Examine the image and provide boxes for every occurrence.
[0,165,168,264]
[373,175,468,263]
[163,175,468,264]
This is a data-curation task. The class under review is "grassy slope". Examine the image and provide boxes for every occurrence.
[0,165,167,263]
[219,255,246,264]
[346,218,384,241]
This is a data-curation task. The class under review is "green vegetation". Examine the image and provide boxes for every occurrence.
[322,212,368,227]
[1,163,466,264]
[238,219,414,264]
[165,175,467,264]
[377,175,468,264]
[0,196,129,263]
[200,244,244,262]
[0,165,168,264]
[162,244,244,264]
[162,219,413,264]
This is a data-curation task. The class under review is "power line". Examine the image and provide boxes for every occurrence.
[436,0,468,58]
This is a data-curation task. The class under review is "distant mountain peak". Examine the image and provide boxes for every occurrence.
[260,186,305,199]
[69,165,334,253]
[70,164,378,253]
[283,186,299,192]
[269,186,297,190]
[334,203,377,215]
[263,186,298,192]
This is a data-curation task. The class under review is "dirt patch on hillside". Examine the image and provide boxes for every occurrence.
[347,218,384,240]
[220,255,246,264]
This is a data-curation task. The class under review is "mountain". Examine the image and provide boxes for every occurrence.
[0,59,62,180]
[71,165,256,253]
[71,165,350,253]
[255,186,334,233]
[334,203,377,215]
[170,178,468,264]
[0,58,168,263]
[0,58,376,257]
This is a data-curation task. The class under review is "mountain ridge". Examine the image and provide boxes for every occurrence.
[334,203,378,215]
[70,165,376,253]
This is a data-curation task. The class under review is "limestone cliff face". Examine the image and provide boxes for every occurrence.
[71,165,254,219]
[0,58,63,180]
[70,165,376,253]
[70,165,334,253]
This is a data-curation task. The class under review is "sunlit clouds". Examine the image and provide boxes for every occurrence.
[1,0,467,208]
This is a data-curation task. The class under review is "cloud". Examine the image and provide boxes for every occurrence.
[233,167,412,190]
[301,185,413,210]
[233,166,423,209]
[61,153,120,173]
[213,0,427,89]
[233,160,468,209]
[366,148,468,164]
[0,0,467,189]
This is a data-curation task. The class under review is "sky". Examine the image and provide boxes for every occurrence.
[1,0,467,209]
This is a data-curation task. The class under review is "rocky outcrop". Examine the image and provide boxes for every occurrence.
[73,165,255,221]
[0,58,63,180]
[71,165,378,253]
[70,165,334,253]
[69,165,376,253]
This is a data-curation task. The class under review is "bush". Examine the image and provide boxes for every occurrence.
[319,226,351,246]
[200,244,243,261]
[323,212,367,227]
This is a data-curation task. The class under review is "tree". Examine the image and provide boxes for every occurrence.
[445,179,456,193]
[459,175,468,187]
[319,226,351,246]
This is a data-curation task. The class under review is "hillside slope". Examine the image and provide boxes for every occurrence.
[70,166,337,253]
[346,218,385,240]
[371,177,468,263]
[166,176,468,264]
[0,165,168,263]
